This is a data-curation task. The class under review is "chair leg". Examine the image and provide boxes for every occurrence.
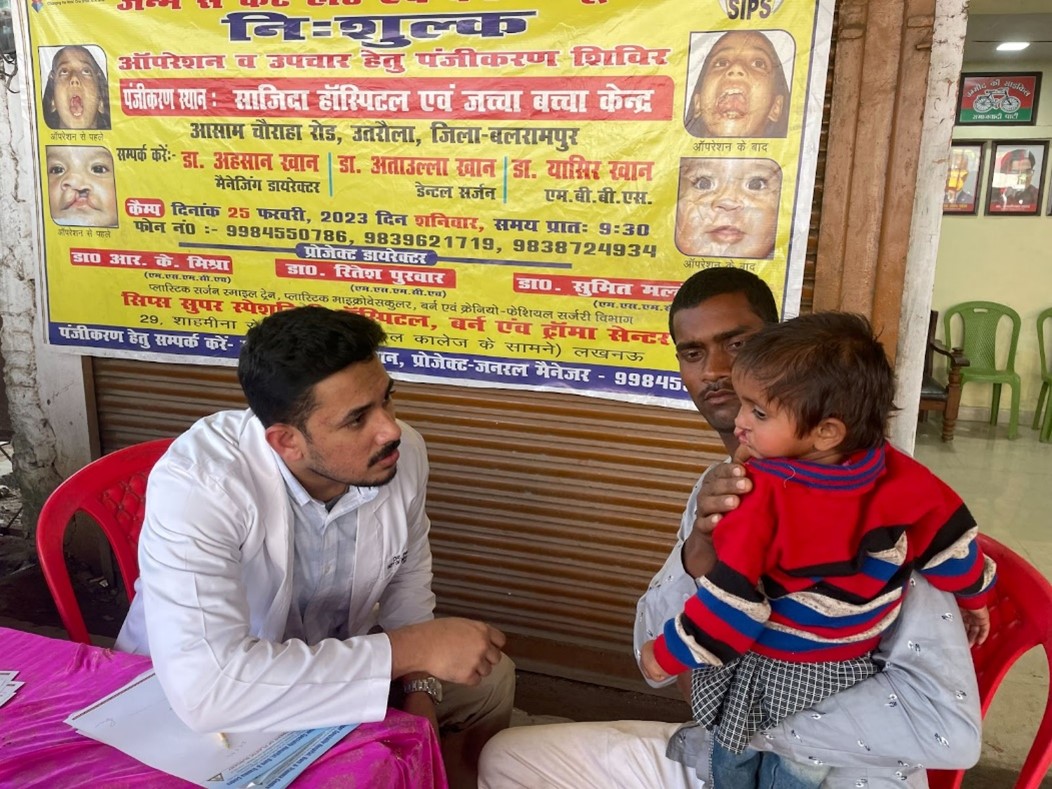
[943,364,964,443]
[1042,396,1052,443]
[1007,383,1020,440]
[990,384,1002,426]
[1034,383,1049,431]
[940,412,957,443]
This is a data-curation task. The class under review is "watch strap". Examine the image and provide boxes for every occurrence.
[403,676,442,704]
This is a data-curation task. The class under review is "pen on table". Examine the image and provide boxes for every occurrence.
[216,732,230,748]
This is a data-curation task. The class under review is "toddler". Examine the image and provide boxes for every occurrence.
[640,312,995,786]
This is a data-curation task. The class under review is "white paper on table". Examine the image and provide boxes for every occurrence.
[0,687,17,707]
[65,670,356,789]
[0,670,22,708]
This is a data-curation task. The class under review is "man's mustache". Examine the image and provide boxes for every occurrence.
[370,440,401,465]
[702,380,733,397]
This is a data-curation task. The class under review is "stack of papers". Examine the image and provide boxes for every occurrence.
[65,671,356,789]
[0,670,23,707]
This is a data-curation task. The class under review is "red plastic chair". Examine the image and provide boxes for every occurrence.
[35,438,174,644]
[928,534,1052,789]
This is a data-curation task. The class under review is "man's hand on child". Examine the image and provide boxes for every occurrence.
[640,640,671,683]
[685,462,753,577]
[696,461,752,531]
[961,605,991,646]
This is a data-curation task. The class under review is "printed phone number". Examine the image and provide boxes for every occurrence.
[362,232,498,251]
[613,372,684,392]
[226,225,351,243]
[513,239,657,258]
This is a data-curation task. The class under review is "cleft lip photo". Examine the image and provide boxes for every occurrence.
[45,145,119,228]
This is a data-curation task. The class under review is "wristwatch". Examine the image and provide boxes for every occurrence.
[403,676,443,704]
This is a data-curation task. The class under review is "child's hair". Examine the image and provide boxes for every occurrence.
[733,312,896,454]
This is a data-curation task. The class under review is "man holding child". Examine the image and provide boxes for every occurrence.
[479,268,984,788]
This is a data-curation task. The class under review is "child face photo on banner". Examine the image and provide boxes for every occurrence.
[674,157,783,259]
[683,30,795,138]
[40,44,110,131]
[46,145,118,227]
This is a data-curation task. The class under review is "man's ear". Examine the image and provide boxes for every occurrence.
[264,423,306,463]
[767,94,785,123]
[811,417,847,452]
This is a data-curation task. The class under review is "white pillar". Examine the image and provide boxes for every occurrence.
[889,0,968,454]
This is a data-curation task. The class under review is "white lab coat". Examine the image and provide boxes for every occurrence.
[115,409,436,733]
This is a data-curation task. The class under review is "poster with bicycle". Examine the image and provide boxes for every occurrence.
[957,72,1041,126]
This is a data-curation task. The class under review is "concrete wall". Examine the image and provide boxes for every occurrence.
[934,55,1052,423]
[0,54,93,530]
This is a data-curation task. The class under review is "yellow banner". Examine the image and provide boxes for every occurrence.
[26,0,833,406]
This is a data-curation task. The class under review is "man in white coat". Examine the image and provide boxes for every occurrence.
[116,306,514,788]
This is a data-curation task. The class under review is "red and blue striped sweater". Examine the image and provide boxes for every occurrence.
[653,443,996,675]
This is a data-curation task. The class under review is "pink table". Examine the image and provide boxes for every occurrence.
[0,626,446,787]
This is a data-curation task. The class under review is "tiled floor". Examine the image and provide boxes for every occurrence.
[914,417,1052,579]
[914,416,1052,777]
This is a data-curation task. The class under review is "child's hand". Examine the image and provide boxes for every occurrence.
[961,605,991,646]
[640,640,671,683]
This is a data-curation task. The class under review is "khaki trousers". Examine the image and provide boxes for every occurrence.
[436,653,516,789]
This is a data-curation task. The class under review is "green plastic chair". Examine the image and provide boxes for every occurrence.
[944,301,1022,439]
[1034,307,1052,443]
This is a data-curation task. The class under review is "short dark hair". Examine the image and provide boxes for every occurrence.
[732,312,895,454]
[668,267,779,339]
[237,306,387,428]
[1000,148,1036,172]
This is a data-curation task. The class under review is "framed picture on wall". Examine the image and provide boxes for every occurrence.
[943,141,985,215]
[984,140,1048,216]
[957,73,1041,125]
